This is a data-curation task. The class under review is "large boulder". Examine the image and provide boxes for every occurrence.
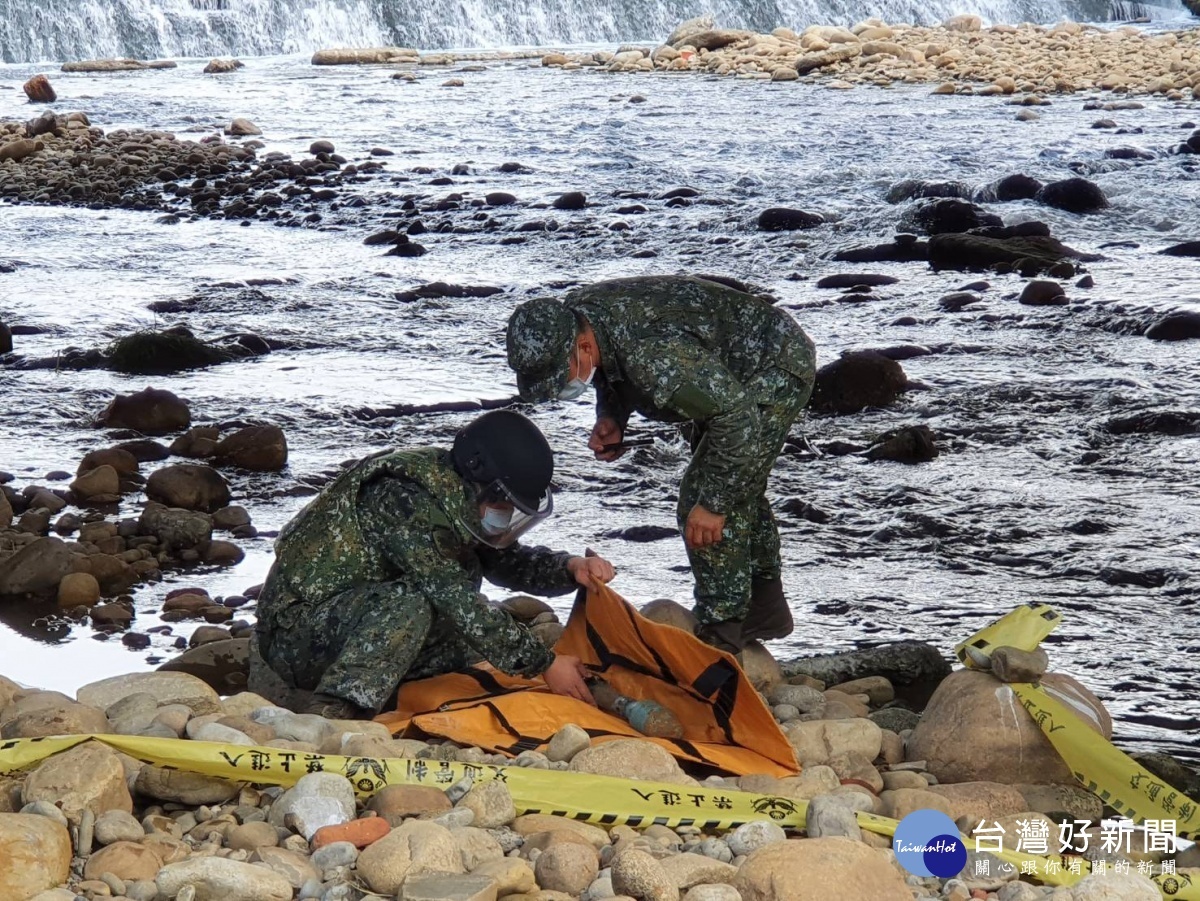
[77,671,221,715]
[158,639,250,695]
[900,198,1002,235]
[908,670,1111,785]
[22,743,132,824]
[146,464,231,513]
[808,352,907,415]
[0,813,72,900]
[23,75,57,103]
[0,536,75,597]
[757,208,824,231]
[927,232,1093,274]
[96,387,190,435]
[213,425,288,471]
[1145,311,1200,342]
[733,838,911,900]
[1035,178,1108,214]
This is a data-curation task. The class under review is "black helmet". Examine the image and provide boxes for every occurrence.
[451,410,554,549]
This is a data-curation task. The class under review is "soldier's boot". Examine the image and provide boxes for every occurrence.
[304,692,369,721]
[695,619,747,659]
[741,577,794,643]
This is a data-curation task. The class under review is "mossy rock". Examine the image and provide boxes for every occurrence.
[106,329,238,374]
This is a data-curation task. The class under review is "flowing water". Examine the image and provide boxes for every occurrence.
[1,36,1198,761]
[0,0,1145,64]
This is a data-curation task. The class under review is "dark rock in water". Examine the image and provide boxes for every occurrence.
[809,351,908,415]
[658,187,699,200]
[1099,567,1169,588]
[0,536,74,596]
[486,191,518,206]
[600,525,678,542]
[928,233,1094,274]
[818,440,867,456]
[869,706,921,733]
[975,173,1043,202]
[865,425,938,463]
[496,161,530,173]
[833,237,928,264]
[552,191,587,211]
[386,240,428,257]
[98,388,190,436]
[395,282,503,301]
[146,464,232,513]
[1106,411,1200,435]
[938,291,982,312]
[23,74,57,103]
[757,207,824,231]
[886,179,971,203]
[1105,146,1154,161]
[140,502,212,553]
[159,638,250,695]
[1130,751,1200,799]
[105,329,251,374]
[900,198,1003,236]
[1145,311,1200,341]
[364,229,401,245]
[214,424,288,472]
[115,439,171,462]
[970,222,1052,239]
[122,632,152,649]
[1019,280,1068,306]
[778,498,830,523]
[874,345,931,361]
[1035,177,1109,214]
[1065,519,1111,535]
[0,320,12,354]
[1159,240,1200,257]
[783,640,953,710]
[816,273,899,289]
[25,111,58,138]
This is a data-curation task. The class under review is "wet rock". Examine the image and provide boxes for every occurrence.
[601,524,678,542]
[570,738,688,783]
[23,74,57,103]
[0,321,11,355]
[357,819,464,895]
[0,536,74,596]
[486,191,518,206]
[78,448,140,477]
[975,173,1043,202]
[1106,410,1200,435]
[1145,310,1200,341]
[928,232,1091,274]
[783,641,950,709]
[213,424,288,471]
[1035,177,1109,213]
[226,117,262,136]
[90,601,134,628]
[157,857,292,901]
[267,772,356,839]
[553,191,587,210]
[734,838,910,900]
[78,671,221,714]
[864,425,938,463]
[0,813,72,899]
[757,208,824,231]
[900,198,1002,235]
[139,502,212,551]
[204,58,244,73]
[1160,240,1200,257]
[535,842,600,895]
[146,463,231,512]
[97,388,191,435]
[58,572,101,606]
[22,743,132,824]
[832,237,928,263]
[106,330,238,374]
[159,639,250,694]
[808,351,907,415]
[1019,280,1068,306]
[71,464,121,500]
[395,282,504,301]
[909,670,1110,784]
[886,180,971,203]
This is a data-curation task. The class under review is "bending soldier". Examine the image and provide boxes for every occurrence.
[506,275,815,655]
[250,410,614,719]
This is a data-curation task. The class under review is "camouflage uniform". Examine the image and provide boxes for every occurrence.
[530,276,816,636]
[251,448,573,713]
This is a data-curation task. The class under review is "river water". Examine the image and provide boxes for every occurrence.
[0,51,1198,760]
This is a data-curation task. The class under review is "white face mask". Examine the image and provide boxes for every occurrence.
[480,506,514,536]
[558,347,595,401]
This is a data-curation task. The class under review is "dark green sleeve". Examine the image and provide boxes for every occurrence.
[595,370,632,429]
[478,543,577,597]
[625,338,762,515]
[359,477,555,678]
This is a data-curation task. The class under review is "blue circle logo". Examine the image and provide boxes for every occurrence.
[893,809,967,878]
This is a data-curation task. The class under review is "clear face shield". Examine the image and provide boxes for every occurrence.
[466,478,554,549]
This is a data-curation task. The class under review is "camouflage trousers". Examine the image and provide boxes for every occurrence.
[677,373,811,634]
[252,581,482,714]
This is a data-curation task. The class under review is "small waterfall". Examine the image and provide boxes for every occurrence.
[0,0,1135,65]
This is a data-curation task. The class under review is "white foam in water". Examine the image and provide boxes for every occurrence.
[0,0,1143,64]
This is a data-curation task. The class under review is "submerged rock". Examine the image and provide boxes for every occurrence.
[928,232,1093,274]
[757,208,824,231]
[1035,177,1109,214]
[96,388,191,436]
[900,198,1003,235]
[808,351,907,415]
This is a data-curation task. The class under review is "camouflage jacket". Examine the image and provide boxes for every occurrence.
[565,276,816,514]
[259,448,573,677]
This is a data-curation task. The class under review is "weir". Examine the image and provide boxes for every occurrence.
[0,0,1136,64]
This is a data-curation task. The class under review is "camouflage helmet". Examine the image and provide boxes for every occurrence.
[505,298,579,402]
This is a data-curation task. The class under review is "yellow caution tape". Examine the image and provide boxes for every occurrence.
[954,603,1061,670]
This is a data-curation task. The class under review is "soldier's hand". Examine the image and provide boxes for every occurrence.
[568,555,616,587]
[588,417,624,462]
[685,504,726,549]
[543,654,596,705]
